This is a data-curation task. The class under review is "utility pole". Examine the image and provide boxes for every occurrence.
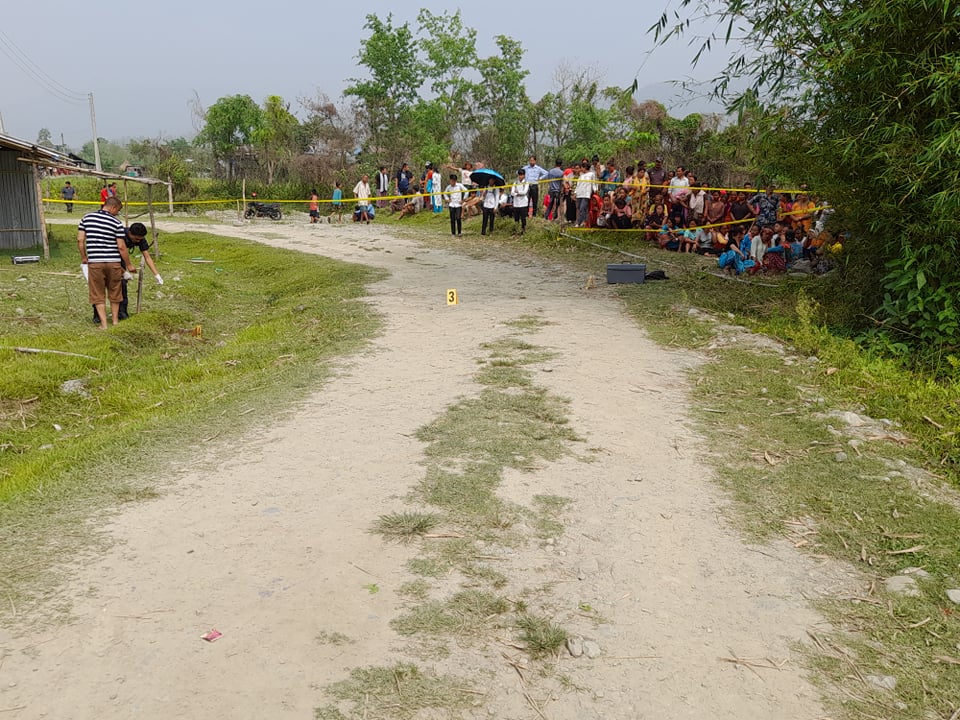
[0,111,5,134]
[88,92,102,171]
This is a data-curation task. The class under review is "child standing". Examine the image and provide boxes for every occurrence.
[481,178,500,236]
[444,173,467,237]
[330,181,343,223]
[511,168,529,235]
[309,189,319,223]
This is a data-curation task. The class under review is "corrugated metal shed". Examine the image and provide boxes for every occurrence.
[0,132,74,251]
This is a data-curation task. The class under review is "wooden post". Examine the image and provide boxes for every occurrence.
[33,164,50,261]
[242,178,247,222]
[167,177,174,215]
[122,178,129,226]
[147,183,159,259]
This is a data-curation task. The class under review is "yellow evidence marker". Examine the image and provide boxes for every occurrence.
[446,289,459,306]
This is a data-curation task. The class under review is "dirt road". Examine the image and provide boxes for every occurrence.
[0,221,834,718]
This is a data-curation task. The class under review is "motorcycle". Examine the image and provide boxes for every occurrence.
[244,199,282,220]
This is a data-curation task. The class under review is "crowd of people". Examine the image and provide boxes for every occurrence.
[340,155,839,274]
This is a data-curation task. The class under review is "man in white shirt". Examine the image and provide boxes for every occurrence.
[353,175,372,224]
[574,161,596,227]
[511,168,529,235]
[444,173,468,236]
[669,166,690,200]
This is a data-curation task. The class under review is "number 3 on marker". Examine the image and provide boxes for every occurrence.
[446,289,459,306]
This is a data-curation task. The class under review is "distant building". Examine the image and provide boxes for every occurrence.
[0,131,78,251]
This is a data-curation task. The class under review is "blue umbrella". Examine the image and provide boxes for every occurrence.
[470,168,504,186]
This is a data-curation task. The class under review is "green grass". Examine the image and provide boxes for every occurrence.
[371,511,442,542]
[516,614,568,658]
[314,663,477,720]
[392,590,510,637]
[0,226,383,622]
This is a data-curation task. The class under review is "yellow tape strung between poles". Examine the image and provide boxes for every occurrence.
[42,183,821,210]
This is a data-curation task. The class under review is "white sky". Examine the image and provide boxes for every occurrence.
[1,0,729,148]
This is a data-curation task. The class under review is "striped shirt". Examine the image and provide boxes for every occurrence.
[79,210,124,263]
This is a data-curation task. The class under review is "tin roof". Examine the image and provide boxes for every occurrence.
[0,130,77,165]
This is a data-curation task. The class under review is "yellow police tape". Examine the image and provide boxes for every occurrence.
[43,178,814,209]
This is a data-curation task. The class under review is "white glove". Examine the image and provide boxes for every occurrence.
[155,274,164,285]
[81,263,89,281]
[123,271,133,281]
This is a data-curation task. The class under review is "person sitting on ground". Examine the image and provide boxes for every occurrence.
[596,194,614,227]
[645,196,667,230]
[658,217,682,251]
[717,227,755,275]
[695,224,721,256]
[679,220,698,254]
[751,226,773,263]
[609,197,632,229]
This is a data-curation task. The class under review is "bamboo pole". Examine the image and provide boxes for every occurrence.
[122,179,129,225]
[33,164,50,261]
[167,177,174,215]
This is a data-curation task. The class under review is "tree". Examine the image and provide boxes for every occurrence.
[196,94,264,179]
[35,128,54,148]
[416,9,479,149]
[253,95,301,185]
[345,13,425,159]
[473,35,530,169]
[654,0,960,353]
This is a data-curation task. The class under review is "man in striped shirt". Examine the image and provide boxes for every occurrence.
[78,197,136,328]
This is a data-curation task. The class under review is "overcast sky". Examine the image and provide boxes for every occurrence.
[1,1,728,149]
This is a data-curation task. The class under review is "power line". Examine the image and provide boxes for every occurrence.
[0,30,86,105]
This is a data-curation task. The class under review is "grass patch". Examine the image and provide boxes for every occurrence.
[368,320,578,683]
[315,662,476,720]
[315,631,354,646]
[530,494,572,539]
[516,614,568,658]
[0,226,383,623]
[370,511,441,542]
[461,563,508,589]
[504,314,552,331]
[397,579,431,601]
[392,590,510,637]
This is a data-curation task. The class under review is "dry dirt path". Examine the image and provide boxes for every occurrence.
[1,221,837,719]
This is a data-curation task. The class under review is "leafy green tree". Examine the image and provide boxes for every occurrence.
[345,13,425,160]
[416,9,479,148]
[35,128,54,148]
[655,0,960,353]
[196,94,264,179]
[253,95,301,185]
[473,35,530,169]
[80,138,125,172]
